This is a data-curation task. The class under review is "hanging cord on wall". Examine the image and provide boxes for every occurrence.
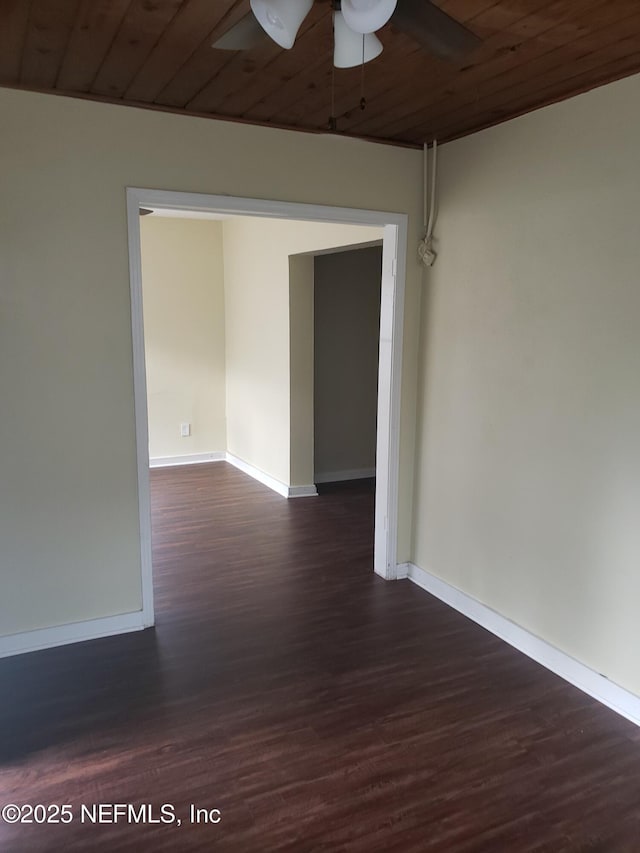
[418,139,438,267]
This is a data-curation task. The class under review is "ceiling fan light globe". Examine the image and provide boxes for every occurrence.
[250,0,313,49]
[266,10,283,28]
[333,11,383,68]
[341,0,397,34]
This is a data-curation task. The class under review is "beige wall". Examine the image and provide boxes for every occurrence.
[0,87,422,638]
[2,73,639,705]
[140,216,226,459]
[222,217,383,487]
[412,72,640,696]
[314,246,382,480]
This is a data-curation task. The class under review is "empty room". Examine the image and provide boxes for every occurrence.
[2,1,640,851]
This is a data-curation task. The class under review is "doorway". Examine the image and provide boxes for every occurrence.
[126,188,408,628]
[313,244,382,488]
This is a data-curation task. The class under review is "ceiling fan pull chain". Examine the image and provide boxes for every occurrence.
[328,58,337,131]
[328,8,337,131]
[360,35,366,110]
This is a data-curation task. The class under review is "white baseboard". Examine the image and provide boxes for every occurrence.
[288,485,318,498]
[150,451,318,498]
[225,453,289,498]
[402,562,640,728]
[315,467,376,484]
[395,562,409,579]
[226,453,317,499]
[150,451,225,468]
[0,611,146,659]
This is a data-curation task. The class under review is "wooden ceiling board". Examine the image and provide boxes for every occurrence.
[20,0,80,87]
[437,0,502,19]
[187,3,328,113]
[263,32,428,128]
[433,30,640,141]
[201,10,334,117]
[397,0,640,141]
[0,0,32,81]
[230,33,335,123]
[55,0,133,92]
[91,0,186,97]
[232,16,360,123]
[262,1,490,130]
[150,2,255,106]
[2,0,640,146]
[125,0,248,102]
[347,0,610,137]
[326,0,563,136]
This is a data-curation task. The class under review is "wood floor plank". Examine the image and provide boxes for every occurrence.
[0,462,639,851]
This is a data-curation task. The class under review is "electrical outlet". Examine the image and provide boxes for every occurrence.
[180,423,191,437]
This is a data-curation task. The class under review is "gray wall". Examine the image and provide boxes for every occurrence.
[314,246,382,482]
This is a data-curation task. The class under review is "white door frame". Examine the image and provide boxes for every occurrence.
[126,187,408,627]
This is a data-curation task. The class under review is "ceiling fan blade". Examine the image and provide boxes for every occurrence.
[212,12,270,50]
[391,0,481,61]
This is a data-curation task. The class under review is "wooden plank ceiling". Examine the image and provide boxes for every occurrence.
[2,0,640,146]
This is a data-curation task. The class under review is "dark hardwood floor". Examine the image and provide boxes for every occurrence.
[2,462,640,851]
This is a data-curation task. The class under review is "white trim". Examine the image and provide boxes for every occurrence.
[225,452,289,498]
[126,191,155,629]
[127,187,407,597]
[288,484,318,498]
[315,467,376,483]
[149,450,318,497]
[403,562,640,728]
[395,562,409,580]
[373,221,406,580]
[150,451,225,468]
[128,188,407,229]
[0,612,145,659]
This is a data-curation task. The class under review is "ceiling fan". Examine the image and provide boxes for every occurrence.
[213,0,481,69]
